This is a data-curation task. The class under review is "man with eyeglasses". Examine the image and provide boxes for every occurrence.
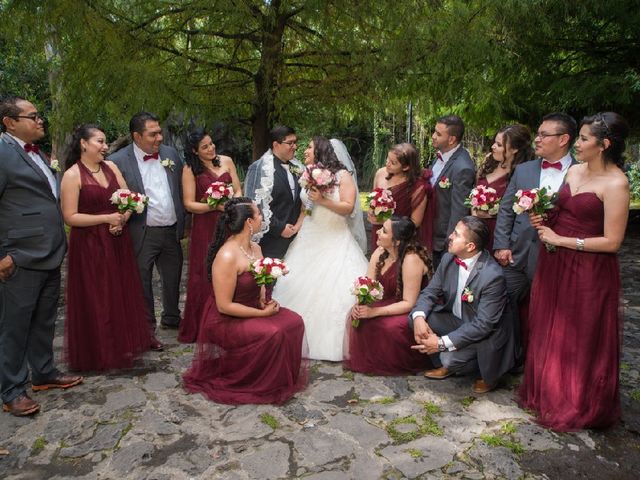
[245,125,303,258]
[493,112,577,365]
[0,95,83,417]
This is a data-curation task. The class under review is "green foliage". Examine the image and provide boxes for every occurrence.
[480,433,524,455]
[386,405,443,444]
[259,413,279,430]
[371,396,397,405]
[31,437,46,455]
[460,396,477,408]
[630,389,640,402]
[423,401,442,416]
[626,164,640,202]
[406,448,423,458]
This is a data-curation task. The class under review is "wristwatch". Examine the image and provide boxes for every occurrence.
[437,337,446,352]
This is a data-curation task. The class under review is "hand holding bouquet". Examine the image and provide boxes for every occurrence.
[350,276,384,328]
[203,181,234,209]
[465,184,501,216]
[367,188,396,223]
[512,187,557,251]
[110,189,149,214]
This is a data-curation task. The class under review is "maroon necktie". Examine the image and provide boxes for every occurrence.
[24,143,40,155]
[541,160,562,171]
[143,152,159,161]
[454,257,467,270]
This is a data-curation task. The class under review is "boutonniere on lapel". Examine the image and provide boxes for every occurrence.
[438,176,451,189]
[49,159,61,173]
[160,158,176,171]
[288,161,303,177]
[461,287,474,303]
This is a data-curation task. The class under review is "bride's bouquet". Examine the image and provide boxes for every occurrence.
[367,188,396,223]
[203,181,234,209]
[464,184,501,216]
[110,189,149,214]
[298,164,337,215]
[350,276,384,328]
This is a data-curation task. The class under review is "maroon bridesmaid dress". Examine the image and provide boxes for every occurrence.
[179,170,230,343]
[65,162,151,371]
[371,176,428,249]
[518,184,622,431]
[475,174,508,252]
[183,271,308,405]
[344,261,433,375]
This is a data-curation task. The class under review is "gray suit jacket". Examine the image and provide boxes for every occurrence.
[108,143,185,255]
[493,157,575,279]
[432,147,476,251]
[0,133,66,270]
[410,251,515,383]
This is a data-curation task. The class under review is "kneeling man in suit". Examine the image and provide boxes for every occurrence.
[410,216,516,393]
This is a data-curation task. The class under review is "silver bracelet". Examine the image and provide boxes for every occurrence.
[576,238,585,251]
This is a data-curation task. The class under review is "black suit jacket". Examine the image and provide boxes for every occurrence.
[0,134,66,270]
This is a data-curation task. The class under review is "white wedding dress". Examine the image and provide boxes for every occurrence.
[273,171,368,361]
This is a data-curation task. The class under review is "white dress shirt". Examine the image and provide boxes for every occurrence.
[281,162,296,199]
[539,152,572,194]
[8,133,57,198]
[430,144,461,187]
[133,143,177,227]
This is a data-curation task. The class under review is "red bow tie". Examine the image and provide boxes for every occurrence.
[24,143,40,154]
[542,160,562,171]
[454,257,467,270]
[436,152,443,161]
[143,152,159,161]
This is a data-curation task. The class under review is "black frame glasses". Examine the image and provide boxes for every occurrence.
[10,112,45,122]
[279,140,297,146]
[535,132,565,139]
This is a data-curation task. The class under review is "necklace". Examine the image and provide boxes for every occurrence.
[82,161,101,174]
[239,244,256,261]
[574,173,595,193]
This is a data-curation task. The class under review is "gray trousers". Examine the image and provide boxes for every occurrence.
[136,226,183,327]
[501,264,530,363]
[428,311,479,376]
[0,266,61,403]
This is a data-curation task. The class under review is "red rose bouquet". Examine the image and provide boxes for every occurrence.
[350,276,384,328]
[110,189,149,214]
[464,184,501,215]
[366,188,396,223]
[203,181,234,209]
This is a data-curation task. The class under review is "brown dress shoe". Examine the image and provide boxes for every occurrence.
[472,379,496,394]
[424,367,452,379]
[149,337,164,352]
[3,393,40,416]
[32,374,83,392]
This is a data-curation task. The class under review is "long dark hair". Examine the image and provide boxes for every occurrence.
[385,143,422,188]
[580,112,629,169]
[205,197,255,280]
[479,124,534,179]
[185,128,220,176]
[312,136,343,174]
[375,216,433,297]
[64,123,103,170]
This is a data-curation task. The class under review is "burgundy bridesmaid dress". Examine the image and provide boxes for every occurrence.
[179,170,230,343]
[183,271,308,405]
[344,261,432,375]
[65,162,151,371]
[475,174,508,252]
[518,184,622,431]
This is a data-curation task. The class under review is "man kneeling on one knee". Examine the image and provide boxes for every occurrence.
[409,216,516,394]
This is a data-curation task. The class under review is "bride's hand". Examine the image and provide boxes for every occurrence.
[307,187,323,203]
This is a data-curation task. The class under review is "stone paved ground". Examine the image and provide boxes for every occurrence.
[2,224,640,480]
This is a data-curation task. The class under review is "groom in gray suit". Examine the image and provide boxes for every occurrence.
[0,96,82,417]
[410,216,516,394]
[493,112,576,362]
[430,115,476,270]
[109,112,184,349]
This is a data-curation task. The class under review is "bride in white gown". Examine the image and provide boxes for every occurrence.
[273,137,368,361]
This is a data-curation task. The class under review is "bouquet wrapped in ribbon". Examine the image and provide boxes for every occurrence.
[298,164,337,215]
[110,189,148,214]
[366,188,396,223]
[203,181,234,209]
[512,187,557,251]
[350,276,384,328]
[464,184,501,216]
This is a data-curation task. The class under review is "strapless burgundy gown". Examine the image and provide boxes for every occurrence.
[518,184,622,431]
[183,271,308,404]
[179,170,230,343]
[476,174,508,252]
[344,261,433,375]
[65,162,151,371]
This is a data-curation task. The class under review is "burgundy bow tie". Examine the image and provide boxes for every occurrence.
[454,257,467,270]
[143,152,159,161]
[542,160,562,171]
[24,143,40,154]
[436,152,443,162]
